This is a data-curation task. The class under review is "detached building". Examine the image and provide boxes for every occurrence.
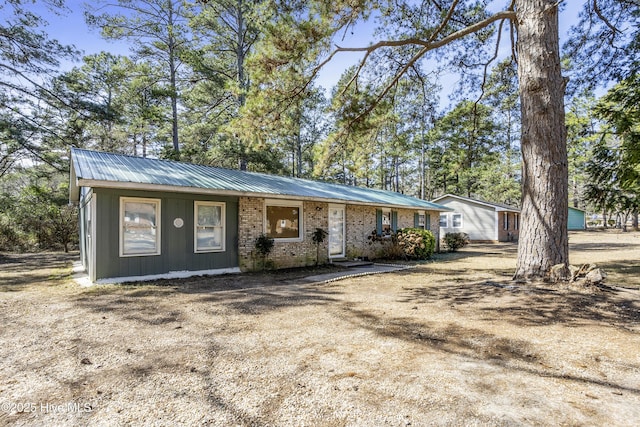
[432,194,520,242]
[568,207,587,230]
[70,149,450,283]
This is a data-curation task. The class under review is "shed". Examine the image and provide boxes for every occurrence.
[568,206,587,230]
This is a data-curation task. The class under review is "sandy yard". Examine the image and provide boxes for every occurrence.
[0,230,639,426]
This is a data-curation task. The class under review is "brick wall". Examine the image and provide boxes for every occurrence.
[344,205,377,259]
[239,197,441,270]
[238,197,328,271]
[344,206,441,259]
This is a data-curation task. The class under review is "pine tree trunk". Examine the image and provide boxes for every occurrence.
[513,0,569,280]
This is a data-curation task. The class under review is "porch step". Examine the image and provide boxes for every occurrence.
[331,259,374,268]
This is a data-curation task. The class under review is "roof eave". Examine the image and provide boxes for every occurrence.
[76,179,452,211]
[432,193,519,213]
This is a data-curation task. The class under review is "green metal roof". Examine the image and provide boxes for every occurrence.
[70,148,450,211]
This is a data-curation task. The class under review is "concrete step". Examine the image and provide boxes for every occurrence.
[331,259,374,268]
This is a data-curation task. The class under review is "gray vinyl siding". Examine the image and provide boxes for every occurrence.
[438,197,496,241]
[93,188,238,281]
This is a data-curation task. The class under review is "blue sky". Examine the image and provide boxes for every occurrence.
[36,1,584,93]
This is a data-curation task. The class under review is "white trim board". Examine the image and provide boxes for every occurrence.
[91,267,241,285]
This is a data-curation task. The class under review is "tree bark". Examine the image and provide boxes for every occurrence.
[168,4,180,156]
[514,0,569,280]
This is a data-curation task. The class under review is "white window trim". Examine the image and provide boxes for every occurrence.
[452,213,463,229]
[503,212,509,230]
[514,213,519,230]
[119,197,161,257]
[264,199,304,242]
[194,201,226,253]
[439,213,448,228]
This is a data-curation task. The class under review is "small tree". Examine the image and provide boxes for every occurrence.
[254,233,274,270]
[311,228,328,266]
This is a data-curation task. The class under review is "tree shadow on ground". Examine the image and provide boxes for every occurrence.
[570,242,640,251]
[338,302,640,396]
[190,285,343,316]
[592,260,640,288]
[431,244,517,264]
[400,280,640,329]
[0,252,76,289]
[74,282,342,323]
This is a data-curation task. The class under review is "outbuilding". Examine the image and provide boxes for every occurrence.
[70,148,450,283]
[431,194,520,242]
[568,206,587,230]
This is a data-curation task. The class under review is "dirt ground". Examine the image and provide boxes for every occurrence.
[1,230,639,426]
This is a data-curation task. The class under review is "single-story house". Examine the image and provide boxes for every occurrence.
[70,148,450,283]
[431,194,520,242]
[568,206,587,230]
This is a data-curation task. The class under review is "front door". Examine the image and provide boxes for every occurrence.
[328,205,345,259]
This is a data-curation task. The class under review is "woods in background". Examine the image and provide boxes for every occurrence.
[1,0,638,256]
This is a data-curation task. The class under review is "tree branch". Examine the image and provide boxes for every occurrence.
[592,0,622,36]
[311,9,516,89]
[330,9,517,126]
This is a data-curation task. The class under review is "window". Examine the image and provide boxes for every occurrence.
[120,197,160,257]
[452,213,463,228]
[514,213,519,230]
[418,213,426,228]
[503,212,509,230]
[439,214,448,228]
[382,209,391,233]
[195,201,225,252]
[265,200,303,241]
[377,209,397,235]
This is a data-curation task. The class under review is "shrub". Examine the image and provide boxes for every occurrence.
[396,228,436,260]
[311,228,328,266]
[254,233,275,270]
[377,236,406,260]
[442,232,469,252]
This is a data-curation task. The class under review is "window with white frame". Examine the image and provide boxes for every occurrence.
[120,197,160,256]
[514,213,519,230]
[265,200,303,241]
[452,213,463,228]
[194,201,225,252]
[503,212,509,230]
[439,213,448,228]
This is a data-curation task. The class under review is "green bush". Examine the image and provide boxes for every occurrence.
[442,232,469,252]
[397,228,436,260]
